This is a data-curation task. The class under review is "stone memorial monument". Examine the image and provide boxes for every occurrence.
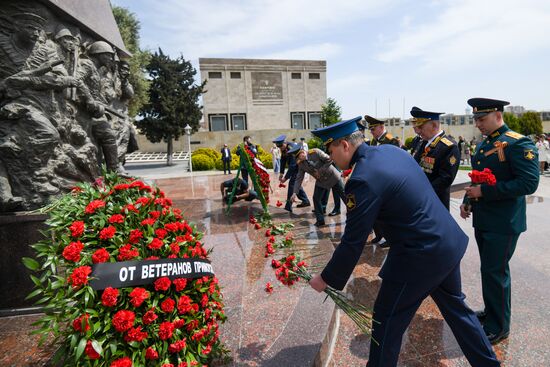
[0,0,134,313]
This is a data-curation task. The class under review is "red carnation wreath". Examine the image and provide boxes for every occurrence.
[24,172,227,366]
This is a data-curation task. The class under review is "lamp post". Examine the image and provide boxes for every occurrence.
[184,124,192,173]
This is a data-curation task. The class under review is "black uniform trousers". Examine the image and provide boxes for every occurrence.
[474,229,519,336]
[313,181,345,222]
[367,263,500,367]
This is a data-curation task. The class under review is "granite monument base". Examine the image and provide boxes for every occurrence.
[0,212,47,316]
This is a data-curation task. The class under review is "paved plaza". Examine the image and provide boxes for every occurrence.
[1,167,549,366]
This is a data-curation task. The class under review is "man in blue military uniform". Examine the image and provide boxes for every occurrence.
[309,117,500,367]
[273,135,310,212]
[461,98,539,344]
[410,107,461,209]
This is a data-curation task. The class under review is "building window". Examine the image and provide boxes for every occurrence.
[230,72,241,79]
[291,112,305,129]
[291,73,301,79]
[308,112,322,130]
[308,73,320,79]
[231,114,247,130]
[209,114,227,131]
[208,71,222,79]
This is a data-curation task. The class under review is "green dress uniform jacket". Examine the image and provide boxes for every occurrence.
[368,131,399,147]
[468,124,539,234]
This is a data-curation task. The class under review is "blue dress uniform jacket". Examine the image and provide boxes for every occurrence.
[320,143,500,366]
[321,143,467,288]
[416,133,461,209]
[469,124,539,234]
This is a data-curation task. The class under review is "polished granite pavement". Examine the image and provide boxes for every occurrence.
[1,172,549,366]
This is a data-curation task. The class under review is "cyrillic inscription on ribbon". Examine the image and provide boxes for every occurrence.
[90,258,214,290]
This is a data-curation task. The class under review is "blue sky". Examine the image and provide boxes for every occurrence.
[111,0,550,118]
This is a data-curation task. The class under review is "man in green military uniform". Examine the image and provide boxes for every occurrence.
[460,98,539,344]
[364,115,400,146]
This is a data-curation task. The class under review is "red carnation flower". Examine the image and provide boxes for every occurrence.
[122,204,139,213]
[143,309,158,325]
[68,266,91,288]
[158,321,175,340]
[141,218,156,226]
[72,313,90,333]
[149,210,161,219]
[145,347,159,360]
[124,326,148,343]
[177,295,193,314]
[278,183,286,188]
[148,237,163,250]
[85,199,105,214]
[254,223,261,230]
[62,240,84,262]
[101,287,119,307]
[110,357,132,367]
[92,248,110,263]
[112,310,135,332]
[276,200,283,207]
[108,214,125,224]
[128,229,143,244]
[169,242,180,255]
[161,297,176,313]
[265,229,271,237]
[173,319,185,328]
[117,244,139,261]
[129,287,149,307]
[99,226,116,240]
[113,183,130,191]
[168,339,187,353]
[69,221,85,237]
[85,340,100,360]
[154,277,171,291]
[155,228,168,239]
[173,278,187,291]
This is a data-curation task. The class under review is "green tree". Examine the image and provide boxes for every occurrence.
[112,6,150,117]
[137,48,205,165]
[518,111,543,136]
[503,112,521,132]
[321,97,342,126]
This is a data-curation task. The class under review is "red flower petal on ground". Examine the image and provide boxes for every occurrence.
[254,223,261,230]
[276,200,283,207]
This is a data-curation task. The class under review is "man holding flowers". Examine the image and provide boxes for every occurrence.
[461,98,539,344]
[309,116,500,366]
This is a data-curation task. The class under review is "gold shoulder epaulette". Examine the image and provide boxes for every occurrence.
[440,137,453,146]
[505,131,524,140]
[308,149,316,154]
[386,133,394,139]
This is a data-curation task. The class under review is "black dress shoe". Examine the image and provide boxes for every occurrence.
[296,202,311,208]
[475,310,487,322]
[284,206,293,213]
[314,220,326,227]
[486,330,509,345]
[328,211,340,216]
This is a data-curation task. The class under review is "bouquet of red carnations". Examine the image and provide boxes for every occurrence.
[464,168,497,209]
[270,253,376,337]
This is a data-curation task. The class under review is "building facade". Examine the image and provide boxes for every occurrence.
[199,58,327,133]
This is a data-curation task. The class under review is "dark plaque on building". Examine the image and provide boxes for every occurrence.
[251,72,282,100]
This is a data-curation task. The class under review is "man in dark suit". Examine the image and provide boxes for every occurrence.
[410,106,461,210]
[309,117,500,367]
[220,143,232,174]
[274,135,310,212]
[461,98,539,344]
